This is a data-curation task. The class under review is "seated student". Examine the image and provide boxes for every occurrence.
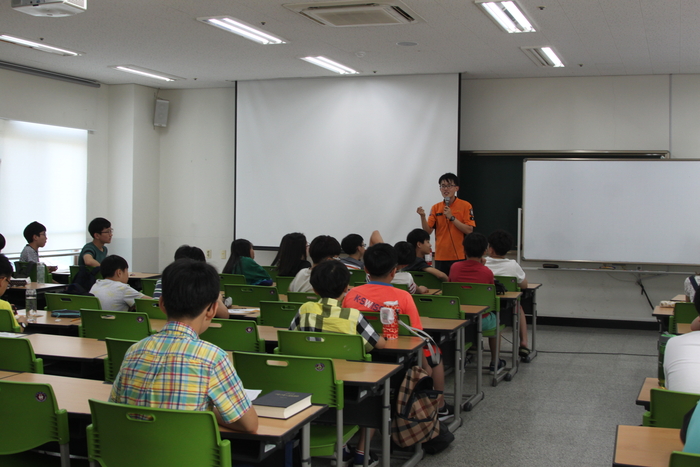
[340,234,365,270]
[449,232,504,373]
[288,235,341,293]
[89,255,151,311]
[485,229,531,360]
[222,239,272,286]
[343,243,453,422]
[393,241,429,294]
[0,233,5,253]
[685,274,700,302]
[153,245,229,319]
[404,228,449,283]
[110,258,258,433]
[665,291,700,393]
[0,254,21,330]
[271,232,311,277]
[19,221,57,272]
[79,217,112,267]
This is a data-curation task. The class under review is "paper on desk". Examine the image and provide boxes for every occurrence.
[228,308,258,314]
[0,332,26,338]
[245,389,262,401]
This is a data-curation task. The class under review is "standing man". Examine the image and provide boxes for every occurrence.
[416,173,475,275]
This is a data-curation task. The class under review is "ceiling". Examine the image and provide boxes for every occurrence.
[0,0,698,89]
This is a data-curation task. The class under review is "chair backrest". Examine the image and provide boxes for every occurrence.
[45,293,101,312]
[408,271,444,290]
[674,302,698,325]
[79,309,152,340]
[442,282,499,313]
[219,273,246,291]
[224,284,279,307]
[134,298,165,320]
[200,319,265,352]
[140,278,158,297]
[274,276,295,295]
[87,399,230,467]
[0,309,21,333]
[413,295,465,319]
[286,291,320,303]
[104,338,138,383]
[259,301,303,328]
[277,330,371,362]
[361,311,413,336]
[0,337,43,373]
[233,351,343,409]
[0,381,69,457]
[644,388,700,428]
[69,265,79,284]
[348,269,367,285]
[262,266,278,281]
[670,451,700,467]
[14,261,52,283]
[494,275,519,292]
[392,282,409,291]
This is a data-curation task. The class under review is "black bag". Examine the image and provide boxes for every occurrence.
[494,279,507,295]
[422,420,455,455]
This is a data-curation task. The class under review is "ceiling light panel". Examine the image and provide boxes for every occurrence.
[476,1,535,33]
[110,65,184,82]
[0,34,82,56]
[197,16,287,44]
[521,47,565,67]
[300,56,359,74]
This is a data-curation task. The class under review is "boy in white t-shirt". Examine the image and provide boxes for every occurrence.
[393,241,428,294]
[485,230,530,360]
[90,255,151,311]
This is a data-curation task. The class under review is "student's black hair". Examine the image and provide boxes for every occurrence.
[310,259,350,299]
[394,241,416,267]
[341,234,364,256]
[271,233,308,276]
[100,255,129,278]
[161,258,220,320]
[88,218,111,239]
[222,239,253,274]
[463,232,488,259]
[695,288,700,316]
[488,229,514,256]
[174,245,206,262]
[0,254,12,277]
[363,243,398,278]
[438,172,459,187]
[23,221,46,243]
[0,234,6,252]
[406,228,430,248]
[309,235,341,265]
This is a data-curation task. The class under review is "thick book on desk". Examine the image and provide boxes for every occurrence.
[253,390,312,419]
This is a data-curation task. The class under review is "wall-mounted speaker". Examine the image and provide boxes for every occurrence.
[154,99,169,127]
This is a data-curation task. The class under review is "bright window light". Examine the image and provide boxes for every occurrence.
[0,34,82,56]
[476,1,535,33]
[198,16,287,45]
[541,47,565,67]
[300,56,359,75]
[110,66,182,82]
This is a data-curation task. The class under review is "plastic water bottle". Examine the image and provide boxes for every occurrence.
[25,287,37,323]
[425,252,433,266]
[36,263,45,284]
[380,301,399,340]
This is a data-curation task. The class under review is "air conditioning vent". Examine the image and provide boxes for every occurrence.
[283,1,421,27]
[12,0,86,17]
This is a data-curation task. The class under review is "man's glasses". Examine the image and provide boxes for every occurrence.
[439,184,456,189]
[100,229,114,235]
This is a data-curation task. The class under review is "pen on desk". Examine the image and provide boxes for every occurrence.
[70,318,81,322]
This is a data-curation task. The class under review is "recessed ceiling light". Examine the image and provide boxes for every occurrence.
[110,65,183,82]
[300,56,359,75]
[521,46,565,67]
[0,34,82,56]
[476,1,535,33]
[197,16,287,45]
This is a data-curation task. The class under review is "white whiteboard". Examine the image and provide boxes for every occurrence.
[236,74,458,246]
[522,159,700,265]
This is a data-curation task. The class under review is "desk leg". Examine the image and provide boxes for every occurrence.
[461,315,484,411]
[528,290,538,362]
[447,327,463,432]
[301,422,311,467]
[382,379,390,467]
[505,300,519,381]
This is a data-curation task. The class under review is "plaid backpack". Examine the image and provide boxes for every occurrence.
[391,365,442,447]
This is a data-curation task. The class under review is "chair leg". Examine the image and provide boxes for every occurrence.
[60,443,70,467]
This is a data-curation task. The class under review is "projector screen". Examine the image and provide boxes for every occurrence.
[236,74,459,247]
[522,159,700,265]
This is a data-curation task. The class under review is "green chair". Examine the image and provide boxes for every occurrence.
[0,337,43,373]
[494,275,520,292]
[0,381,70,467]
[134,298,165,320]
[442,282,503,337]
[233,352,357,467]
[87,399,231,467]
[14,261,52,283]
[140,278,158,297]
[69,265,102,284]
[408,271,444,290]
[642,388,700,428]
[0,309,21,333]
[104,338,137,383]
[286,291,320,303]
[361,311,413,336]
[670,451,700,467]
[413,295,465,319]
[671,303,697,334]
[219,273,246,291]
[200,319,265,352]
[79,309,152,340]
[45,293,101,312]
[348,269,366,285]
[259,301,303,328]
[262,265,278,282]
[277,330,371,361]
[224,284,279,307]
[393,282,409,291]
[274,276,295,295]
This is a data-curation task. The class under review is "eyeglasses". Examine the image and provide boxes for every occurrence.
[100,229,114,235]
[439,184,456,189]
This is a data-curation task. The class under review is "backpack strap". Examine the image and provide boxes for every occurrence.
[398,320,441,365]
[690,275,699,292]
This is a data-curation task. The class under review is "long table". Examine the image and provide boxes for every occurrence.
[613,425,683,467]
